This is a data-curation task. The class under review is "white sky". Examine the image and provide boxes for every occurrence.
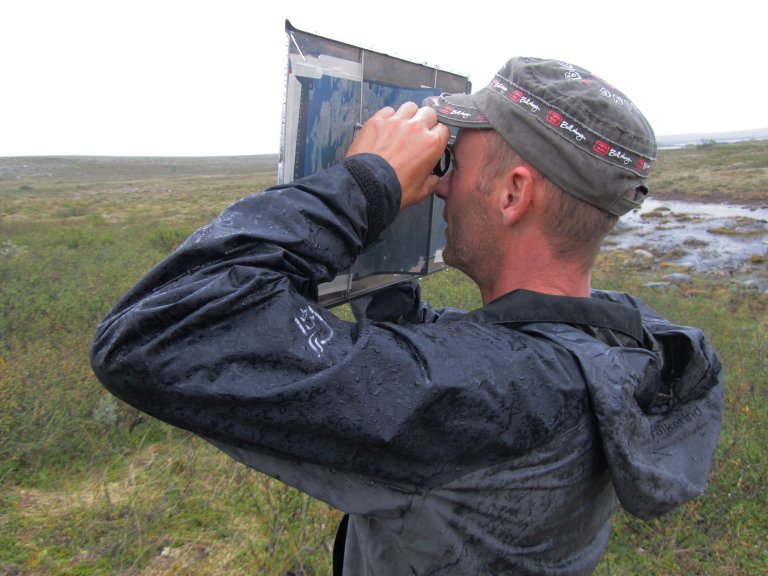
[2,0,766,157]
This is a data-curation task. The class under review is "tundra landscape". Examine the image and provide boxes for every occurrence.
[1,140,766,575]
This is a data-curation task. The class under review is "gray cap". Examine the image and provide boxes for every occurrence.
[424,57,656,216]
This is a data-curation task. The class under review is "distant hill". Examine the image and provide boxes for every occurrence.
[656,127,768,148]
[0,154,280,183]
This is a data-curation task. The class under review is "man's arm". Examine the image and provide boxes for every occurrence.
[91,105,486,486]
[90,103,587,495]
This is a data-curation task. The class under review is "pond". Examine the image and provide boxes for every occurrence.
[605,198,768,277]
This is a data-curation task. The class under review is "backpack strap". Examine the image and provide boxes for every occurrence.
[333,513,350,576]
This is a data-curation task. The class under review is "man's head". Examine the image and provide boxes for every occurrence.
[424,57,656,218]
[424,57,656,296]
[433,127,618,295]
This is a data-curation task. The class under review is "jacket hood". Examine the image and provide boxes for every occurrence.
[461,288,725,520]
[581,292,724,519]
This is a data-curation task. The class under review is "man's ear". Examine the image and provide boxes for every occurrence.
[499,166,534,227]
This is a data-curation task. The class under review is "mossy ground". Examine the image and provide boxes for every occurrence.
[1,142,766,574]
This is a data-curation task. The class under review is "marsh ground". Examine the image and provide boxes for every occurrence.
[1,141,766,575]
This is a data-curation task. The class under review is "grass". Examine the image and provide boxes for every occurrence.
[589,254,768,575]
[650,140,768,205]
[1,142,767,575]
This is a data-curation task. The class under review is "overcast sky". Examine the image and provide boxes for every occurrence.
[2,0,765,157]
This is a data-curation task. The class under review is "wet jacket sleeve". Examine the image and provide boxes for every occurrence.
[91,154,592,505]
[89,154,402,457]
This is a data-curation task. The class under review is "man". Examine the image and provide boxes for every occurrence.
[91,57,724,575]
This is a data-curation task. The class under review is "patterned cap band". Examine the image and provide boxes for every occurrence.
[424,57,657,216]
[485,74,654,177]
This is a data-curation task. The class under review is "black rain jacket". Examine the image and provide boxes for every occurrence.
[91,154,724,575]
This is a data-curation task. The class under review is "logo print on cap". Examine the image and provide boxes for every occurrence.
[490,79,508,93]
[636,158,651,172]
[546,111,563,126]
[593,141,610,156]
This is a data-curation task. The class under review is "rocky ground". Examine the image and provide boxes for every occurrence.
[604,198,768,292]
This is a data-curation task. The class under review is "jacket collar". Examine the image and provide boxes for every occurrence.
[461,289,644,343]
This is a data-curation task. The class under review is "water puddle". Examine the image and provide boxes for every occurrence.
[605,199,768,276]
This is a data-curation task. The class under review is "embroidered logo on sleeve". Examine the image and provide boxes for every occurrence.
[294,306,334,356]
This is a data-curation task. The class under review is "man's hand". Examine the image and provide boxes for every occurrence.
[346,102,450,209]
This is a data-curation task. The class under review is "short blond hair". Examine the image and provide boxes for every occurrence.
[483,130,618,271]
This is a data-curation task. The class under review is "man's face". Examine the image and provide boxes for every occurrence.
[434,129,500,282]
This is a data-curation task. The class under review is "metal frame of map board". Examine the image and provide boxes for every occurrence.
[278,19,470,307]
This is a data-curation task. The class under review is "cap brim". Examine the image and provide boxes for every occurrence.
[423,92,493,128]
